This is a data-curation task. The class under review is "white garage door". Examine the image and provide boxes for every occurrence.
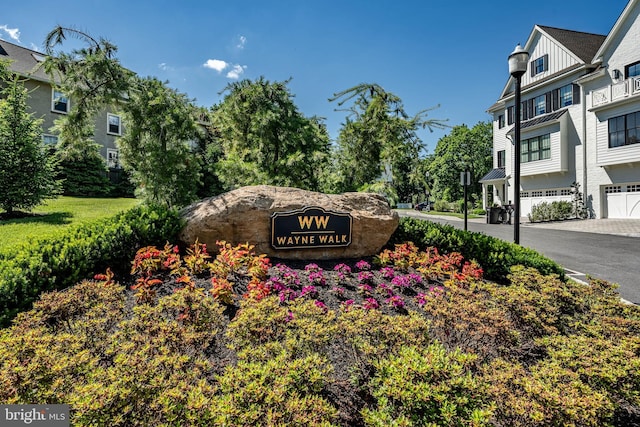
[605,184,640,218]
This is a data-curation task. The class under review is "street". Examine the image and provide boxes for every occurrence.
[399,211,640,304]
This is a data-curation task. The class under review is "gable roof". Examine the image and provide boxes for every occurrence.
[498,25,606,101]
[592,0,638,62]
[537,26,607,63]
[0,39,50,82]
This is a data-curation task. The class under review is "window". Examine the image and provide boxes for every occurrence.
[42,135,58,146]
[497,150,506,168]
[545,190,558,197]
[530,54,548,76]
[107,114,122,135]
[531,191,543,197]
[52,90,69,113]
[604,186,622,193]
[107,149,120,169]
[521,134,551,163]
[534,94,547,116]
[559,84,574,107]
[560,189,572,196]
[498,114,505,129]
[608,111,640,148]
[625,61,640,78]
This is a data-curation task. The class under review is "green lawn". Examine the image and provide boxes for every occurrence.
[0,197,139,252]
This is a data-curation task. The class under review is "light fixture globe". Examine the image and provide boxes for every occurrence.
[508,44,529,77]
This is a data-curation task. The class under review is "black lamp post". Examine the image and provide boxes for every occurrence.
[508,44,529,245]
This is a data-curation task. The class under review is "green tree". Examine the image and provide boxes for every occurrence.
[43,26,133,159]
[329,83,447,204]
[118,77,201,207]
[0,75,60,216]
[211,77,331,191]
[43,26,131,199]
[428,121,493,203]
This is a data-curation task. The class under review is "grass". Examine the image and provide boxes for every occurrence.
[0,196,139,252]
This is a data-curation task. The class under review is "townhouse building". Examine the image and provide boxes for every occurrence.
[483,0,640,219]
[0,39,123,171]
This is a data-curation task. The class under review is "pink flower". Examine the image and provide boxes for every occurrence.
[355,260,371,271]
[363,297,379,310]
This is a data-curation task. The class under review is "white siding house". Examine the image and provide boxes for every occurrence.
[484,0,640,219]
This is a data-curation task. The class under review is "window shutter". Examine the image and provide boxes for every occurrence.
[507,106,514,125]
[545,92,552,113]
[530,61,535,77]
[552,89,559,111]
[543,54,549,72]
[572,84,581,105]
[522,101,528,120]
[528,99,534,119]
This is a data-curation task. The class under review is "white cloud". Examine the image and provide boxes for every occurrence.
[226,64,246,79]
[236,35,247,49]
[203,59,229,73]
[0,25,20,42]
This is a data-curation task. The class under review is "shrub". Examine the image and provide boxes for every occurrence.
[363,343,494,426]
[528,200,574,223]
[432,200,451,212]
[390,217,565,283]
[0,204,183,326]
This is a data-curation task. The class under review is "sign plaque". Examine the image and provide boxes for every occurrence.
[271,206,352,250]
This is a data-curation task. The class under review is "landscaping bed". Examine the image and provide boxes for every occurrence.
[1,238,639,426]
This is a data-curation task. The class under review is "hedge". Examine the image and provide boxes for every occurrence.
[390,217,565,283]
[0,204,183,327]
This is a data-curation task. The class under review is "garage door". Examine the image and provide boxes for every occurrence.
[605,184,640,218]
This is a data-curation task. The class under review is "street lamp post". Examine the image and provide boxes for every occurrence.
[508,44,529,245]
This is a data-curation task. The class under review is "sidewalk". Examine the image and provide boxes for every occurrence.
[522,218,640,238]
[410,211,640,238]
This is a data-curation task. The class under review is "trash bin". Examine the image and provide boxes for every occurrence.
[486,207,502,224]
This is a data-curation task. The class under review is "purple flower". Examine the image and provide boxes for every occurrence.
[415,292,428,306]
[308,270,326,286]
[355,260,371,271]
[334,263,352,274]
[358,271,374,284]
[314,300,328,312]
[358,283,373,295]
[386,295,405,309]
[363,297,380,310]
[305,263,321,272]
[391,275,411,288]
[377,283,394,297]
[279,288,299,303]
[380,266,396,280]
[300,285,318,298]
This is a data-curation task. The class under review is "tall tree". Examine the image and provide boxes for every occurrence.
[428,121,493,203]
[0,75,60,216]
[329,83,447,203]
[211,77,330,191]
[43,26,133,159]
[118,77,201,207]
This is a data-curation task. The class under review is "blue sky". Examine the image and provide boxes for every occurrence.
[1,0,630,152]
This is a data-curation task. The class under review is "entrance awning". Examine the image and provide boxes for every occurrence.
[479,168,506,183]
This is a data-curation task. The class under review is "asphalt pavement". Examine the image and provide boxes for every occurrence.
[399,210,640,304]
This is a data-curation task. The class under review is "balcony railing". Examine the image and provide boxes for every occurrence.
[592,77,640,108]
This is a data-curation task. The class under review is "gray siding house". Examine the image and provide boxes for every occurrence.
[0,39,123,170]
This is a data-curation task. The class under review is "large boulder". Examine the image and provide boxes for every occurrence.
[178,185,399,260]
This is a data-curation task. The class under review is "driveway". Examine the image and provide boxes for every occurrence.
[399,211,640,304]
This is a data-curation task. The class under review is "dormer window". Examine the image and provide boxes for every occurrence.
[530,54,548,77]
[52,90,69,114]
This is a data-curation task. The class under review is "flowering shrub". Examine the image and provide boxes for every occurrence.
[2,236,639,426]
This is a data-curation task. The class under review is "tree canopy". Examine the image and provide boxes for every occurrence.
[211,77,330,191]
[428,121,493,203]
[328,83,447,204]
[0,74,60,215]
